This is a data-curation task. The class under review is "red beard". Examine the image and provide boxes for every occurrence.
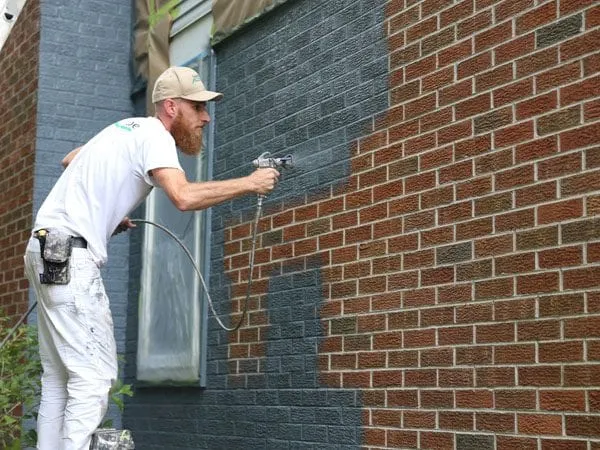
[170,111,203,156]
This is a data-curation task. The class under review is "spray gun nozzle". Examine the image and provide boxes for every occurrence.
[252,152,294,170]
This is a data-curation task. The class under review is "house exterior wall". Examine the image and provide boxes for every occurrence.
[123,0,600,448]
[0,0,39,321]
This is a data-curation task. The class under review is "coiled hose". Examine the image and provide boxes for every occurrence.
[0,198,264,350]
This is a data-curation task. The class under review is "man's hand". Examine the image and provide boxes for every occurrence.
[113,217,136,236]
[247,168,280,195]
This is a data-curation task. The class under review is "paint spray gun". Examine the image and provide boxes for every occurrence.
[252,151,294,170]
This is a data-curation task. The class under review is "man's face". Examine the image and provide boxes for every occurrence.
[170,100,210,156]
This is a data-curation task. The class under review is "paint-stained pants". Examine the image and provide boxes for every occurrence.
[24,237,117,450]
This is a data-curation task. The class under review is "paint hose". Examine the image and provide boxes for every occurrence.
[0,200,263,351]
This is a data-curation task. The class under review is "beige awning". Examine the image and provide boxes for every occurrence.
[211,0,290,45]
[133,0,180,113]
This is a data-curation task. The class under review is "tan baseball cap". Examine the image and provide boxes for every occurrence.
[152,66,223,103]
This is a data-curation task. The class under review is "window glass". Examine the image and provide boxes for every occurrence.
[137,53,214,384]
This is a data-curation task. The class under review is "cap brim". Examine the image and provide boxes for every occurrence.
[183,91,224,102]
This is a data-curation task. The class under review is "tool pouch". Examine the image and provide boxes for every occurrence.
[38,232,72,285]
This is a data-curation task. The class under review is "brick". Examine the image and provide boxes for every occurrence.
[439,160,473,183]
[515,181,557,208]
[494,78,534,107]
[495,344,536,364]
[422,67,454,93]
[458,10,492,39]
[516,226,558,250]
[515,135,558,162]
[564,365,600,386]
[498,436,538,450]
[536,62,582,93]
[518,414,564,435]
[495,253,535,275]
[476,411,516,433]
[565,415,600,438]
[475,21,513,53]
[476,366,516,387]
[456,433,494,449]
[564,315,600,338]
[540,390,585,412]
[517,47,559,78]
[421,431,454,449]
[518,319,561,341]
[406,54,437,81]
[439,201,473,225]
[536,14,583,48]
[560,74,600,106]
[495,208,535,232]
[421,389,453,407]
[436,242,473,265]
[455,93,492,120]
[538,152,582,179]
[561,169,600,196]
[496,34,536,65]
[516,91,558,119]
[437,120,473,145]
[439,411,474,431]
[539,245,583,268]
[438,39,473,68]
[457,303,493,323]
[456,389,493,408]
[456,177,493,201]
[458,51,493,79]
[560,0,595,16]
[516,1,557,34]
[456,259,493,281]
[537,106,581,135]
[406,16,438,43]
[538,198,583,224]
[476,322,515,343]
[560,121,600,151]
[519,366,562,386]
[441,0,474,27]
[420,109,454,134]
[388,430,418,448]
[419,145,453,170]
[440,78,473,105]
[495,298,536,321]
[496,389,537,410]
[583,53,600,77]
[498,165,536,193]
[474,192,513,215]
[474,107,513,134]
[538,340,584,363]
[474,234,514,258]
[422,27,456,56]
[561,28,600,62]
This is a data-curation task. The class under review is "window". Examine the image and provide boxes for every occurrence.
[137,52,216,386]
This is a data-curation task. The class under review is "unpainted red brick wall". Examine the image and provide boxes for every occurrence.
[0,1,40,322]
[224,0,600,448]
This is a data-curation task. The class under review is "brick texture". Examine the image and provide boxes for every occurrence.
[0,1,39,320]
[123,0,600,448]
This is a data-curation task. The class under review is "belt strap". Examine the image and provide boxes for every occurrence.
[34,230,87,248]
[71,237,87,248]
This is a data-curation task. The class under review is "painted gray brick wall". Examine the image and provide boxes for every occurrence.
[32,0,134,428]
[123,0,388,448]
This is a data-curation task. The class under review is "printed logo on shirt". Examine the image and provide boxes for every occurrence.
[114,121,140,132]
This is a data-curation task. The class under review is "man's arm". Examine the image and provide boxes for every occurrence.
[151,167,280,211]
[61,147,82,168]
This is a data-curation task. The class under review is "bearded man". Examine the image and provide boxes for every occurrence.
[24,66,279,450]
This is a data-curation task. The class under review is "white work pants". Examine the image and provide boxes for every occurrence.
[24,237,117,450]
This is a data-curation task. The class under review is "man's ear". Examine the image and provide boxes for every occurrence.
[164,98,179,118]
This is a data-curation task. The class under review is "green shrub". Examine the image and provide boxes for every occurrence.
[0,314,41,449]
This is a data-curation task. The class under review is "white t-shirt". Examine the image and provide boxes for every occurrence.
[34,117,183,266]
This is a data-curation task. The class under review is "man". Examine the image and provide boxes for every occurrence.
[24,66,279,450]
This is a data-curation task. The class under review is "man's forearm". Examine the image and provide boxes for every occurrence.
[176,177,255,211]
